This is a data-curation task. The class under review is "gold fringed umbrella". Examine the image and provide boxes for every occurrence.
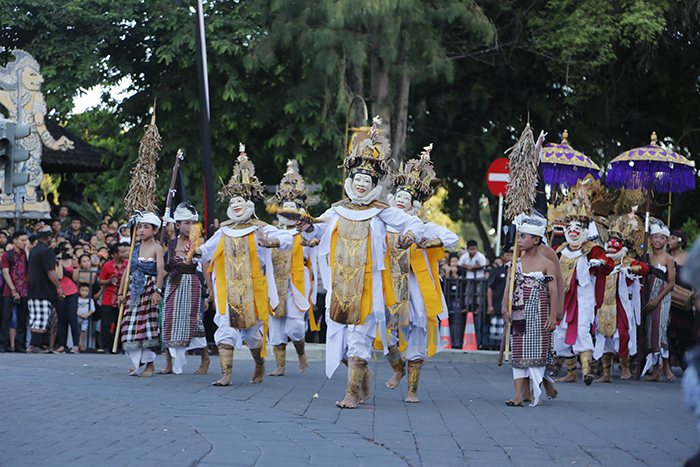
[112,107,163,353]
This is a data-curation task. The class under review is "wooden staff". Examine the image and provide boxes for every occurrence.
[159,149,184,244]
[112,224,137,353]
[498,237,520,365]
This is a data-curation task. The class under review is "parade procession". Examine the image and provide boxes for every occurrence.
[3,2,700,466]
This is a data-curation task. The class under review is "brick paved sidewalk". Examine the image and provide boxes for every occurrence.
[0,352,695,466]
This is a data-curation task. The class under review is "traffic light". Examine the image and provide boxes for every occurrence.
[0,119,31,195]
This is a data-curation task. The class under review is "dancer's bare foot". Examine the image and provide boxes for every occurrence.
[139,362,155,377]
[194,355,210,375]
[336,394,359,409]
[358,369,374,404]
[543,379,558,400]
[211,375,232,386]
[127,362,145,375]
[663,361,676,381]
[405,391,420,403]
[156,365,174,375]
[505,398,524,407]
[555,373,578,383]
[267,366,285,376]
[595,374,612,383]
[386,367,406,389]
[298,353,309,373]
[620,368,632,379]
[251,363,265,383]
[642,371,661,382]
[79,345,86,351]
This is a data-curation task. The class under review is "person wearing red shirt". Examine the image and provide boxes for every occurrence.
[98,242,129,353]
[0,231,29,353]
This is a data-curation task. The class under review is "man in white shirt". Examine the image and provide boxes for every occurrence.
[458,240,488,279]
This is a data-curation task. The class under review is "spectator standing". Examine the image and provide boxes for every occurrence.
[64,217,90,245]
[75,283,95,351]
[0,231,29,353]
[57,205,71,230]
[27,230,64,353]
[0,230,8,250]
[54,241,79,353]
[487,247,513,348]
[50,219,63,238]
[98,242,129,353]
[458,240,488,278]
[105,219,119,240]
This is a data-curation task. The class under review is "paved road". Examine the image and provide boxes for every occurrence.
[0,349,695,467]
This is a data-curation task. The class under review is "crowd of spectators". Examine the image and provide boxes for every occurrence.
[0,205,202,354]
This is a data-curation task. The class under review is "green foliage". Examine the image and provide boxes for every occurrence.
[681,218,700,246]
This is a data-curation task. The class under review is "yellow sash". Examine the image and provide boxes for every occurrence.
[330,224,373,326]
[290,235,307,310]
[411,246,444,357]
[210,233,270,357]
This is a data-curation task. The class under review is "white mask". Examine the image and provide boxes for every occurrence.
[565,220,588,248]
[227,196,255,223]
[277,200,300,227]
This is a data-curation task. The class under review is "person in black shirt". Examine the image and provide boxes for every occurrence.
[64,217,91,245]
[27,230,64,353]
[487,247,514,347]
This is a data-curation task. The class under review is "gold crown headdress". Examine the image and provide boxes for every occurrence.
[268,160,319,208]
[342,116,391,181]
[392,143,439,203]
[607,211,642,244]
[218,143,265,202]
[563,183,594,223]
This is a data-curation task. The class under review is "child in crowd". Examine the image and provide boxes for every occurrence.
[76,283,95,351]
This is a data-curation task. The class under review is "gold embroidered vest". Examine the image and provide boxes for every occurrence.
[597,257,633,338]
[385,231,410,329]
[330,216,371,325]
[223,234,258,330]
[558,241,595,295]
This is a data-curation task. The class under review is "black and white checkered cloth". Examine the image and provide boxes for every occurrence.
[29,299,53,332]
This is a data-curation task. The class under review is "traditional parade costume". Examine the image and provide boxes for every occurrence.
[593,213,649,381]
[301,118,424,407]
[121,211,162,375]
[266,163,319,375]
[197,145,293,385]
[509,214,553,407]
[642,221,673,376]
[161,203,208,375]
[384,144,458,402]
[553,187,614,385]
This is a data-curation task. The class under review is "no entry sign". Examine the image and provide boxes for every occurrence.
[487,157,510,197]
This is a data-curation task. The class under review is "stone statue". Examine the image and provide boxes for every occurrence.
[0,49,74,214]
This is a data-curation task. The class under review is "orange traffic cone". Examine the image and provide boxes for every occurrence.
[439,318,451,350]
[462,312,478,350]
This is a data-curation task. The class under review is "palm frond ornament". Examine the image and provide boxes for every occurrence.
[504,123,538,220]
[124,111,162,215]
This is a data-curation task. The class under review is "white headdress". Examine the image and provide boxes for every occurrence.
[650,221,670,238]
[173,202,198,222]
[515,212,547,238]
[135,211,162,228]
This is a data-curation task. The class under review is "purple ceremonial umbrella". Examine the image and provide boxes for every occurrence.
[606,132,696,193]
[541,130,600,188]
[607,132,696,379]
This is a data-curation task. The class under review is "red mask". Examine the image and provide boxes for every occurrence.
[606,237,623,254]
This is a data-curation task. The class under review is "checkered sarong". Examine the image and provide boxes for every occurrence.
[511,264,552,369]
[121,275,160,350]
[29,299,53,332]
[161,269,205,348]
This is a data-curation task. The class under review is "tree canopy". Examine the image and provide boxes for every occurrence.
[2,0,699,251]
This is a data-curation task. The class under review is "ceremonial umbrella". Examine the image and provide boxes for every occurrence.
[606,131,696,378]
[541,130,601,188]
[606,131,695,193]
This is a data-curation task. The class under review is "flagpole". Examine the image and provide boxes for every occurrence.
[160,149,184,243]
[195,0,216,238]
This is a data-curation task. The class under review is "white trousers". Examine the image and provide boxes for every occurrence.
[268,315,306,346]
[513,366,545,407]
[553,321,594,357]
[125,348,156,376]
[325,318,376,379]
[387,326,428,361]
[214,313,264,350]
[642,348,669,375]
[167,337,207,374]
